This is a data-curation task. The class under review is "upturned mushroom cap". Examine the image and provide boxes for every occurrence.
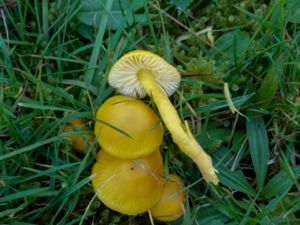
[94,95,163,159]
[91,150,164,215]
[150,174,185,222]
[108,50,181,98]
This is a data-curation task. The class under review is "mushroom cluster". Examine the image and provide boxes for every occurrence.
[108,50,218,185]
[92,95,185,221]
[91,50,218,221]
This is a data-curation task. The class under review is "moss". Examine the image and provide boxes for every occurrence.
[196,0,269,32]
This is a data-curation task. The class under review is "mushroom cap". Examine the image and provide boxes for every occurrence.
[94,95,164,159]
[64,119,94,152]
[108,50,181,98]
[150,174,186,222]
[92,149,164,215]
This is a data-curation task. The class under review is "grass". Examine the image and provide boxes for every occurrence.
[0,0,299,224]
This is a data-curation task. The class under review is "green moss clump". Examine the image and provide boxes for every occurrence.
[195,0,269,32]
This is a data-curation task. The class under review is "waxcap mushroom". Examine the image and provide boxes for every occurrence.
[108,50,181,98]
[91,149,164,215]
[64,118,94,152]
[107,50,219,185]
[150,174,185,222]
[94,95,163,159]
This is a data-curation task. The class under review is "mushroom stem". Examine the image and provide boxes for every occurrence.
[137,69,219,185]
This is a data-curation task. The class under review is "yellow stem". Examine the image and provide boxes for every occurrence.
[137,69,219,185]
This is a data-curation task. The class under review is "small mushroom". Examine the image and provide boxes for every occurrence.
[150,174,185,222]
[94,95,164,159]
[108,50,218,184]
[91,149,164,215]
[64,118,94,152]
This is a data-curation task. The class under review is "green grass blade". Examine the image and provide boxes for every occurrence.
[83,0,113,84]
[13,163,79,185]
[42,0,49,37]
[95,118,133,139]
[218,166,256,197]
[194,205,230,224]
[3,220,37,225]
[0,34,16,85]
[195,93,254,113]
[279,153,300,192]
[56,176,92,202]
[262,166,300,199]
[256,55,284,108]
[17,102,75,112]
[214,147,256,196]
[246,111,270,190]
[0,187,49,203]
[0,135,62,161]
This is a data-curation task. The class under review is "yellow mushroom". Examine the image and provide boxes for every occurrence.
[94,95,163,159]
[91,149,164,215]
[64,118,94,152]
[108,50,218,185]
[150,174,186,222]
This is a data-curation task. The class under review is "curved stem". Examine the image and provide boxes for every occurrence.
[137,69,219,185]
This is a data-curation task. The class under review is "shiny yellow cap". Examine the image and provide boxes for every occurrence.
[92,150,164,215]
[64,119,94,152]
[94,95,163,159]
[150,174,186,222]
